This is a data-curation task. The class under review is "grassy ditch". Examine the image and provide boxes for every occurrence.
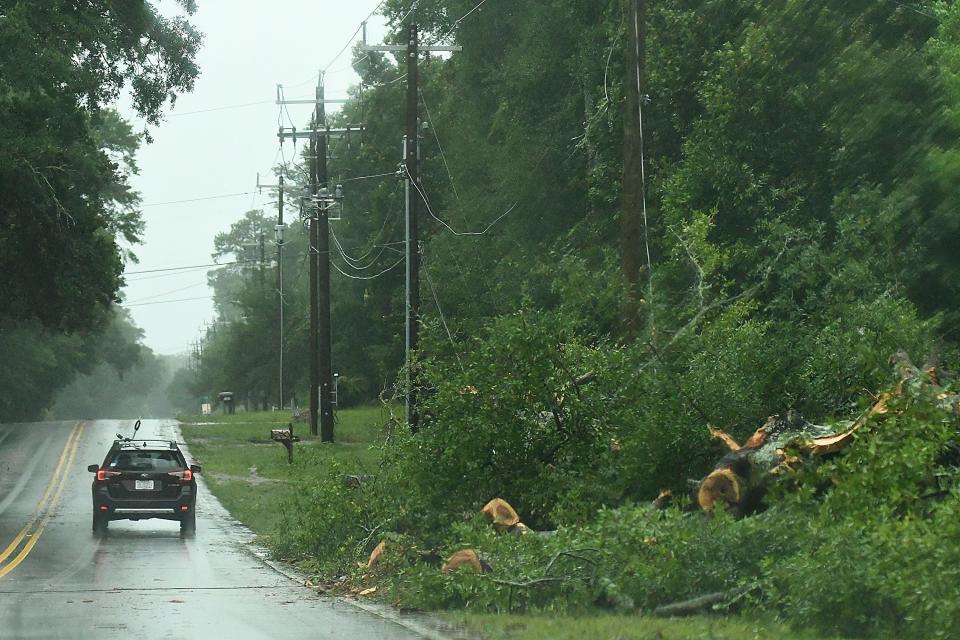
[179,406,387,540]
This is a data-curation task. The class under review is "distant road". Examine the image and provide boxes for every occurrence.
[0,419,423,639]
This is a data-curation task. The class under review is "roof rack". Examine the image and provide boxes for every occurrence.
[114,439,179,449]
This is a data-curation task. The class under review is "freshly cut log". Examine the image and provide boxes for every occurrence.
[698,411,838,515]
[441,549,491,574]
[481,498,521,533]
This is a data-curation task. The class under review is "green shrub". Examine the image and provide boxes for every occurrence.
[791,296,938,416]
[267,281,955,638]
[404,305,628,530]
[274,456,371,570]
[375,369,960,639]
[761,381,960,638]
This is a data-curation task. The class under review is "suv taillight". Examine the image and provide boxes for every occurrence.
[96,469,121,481]
[167,469,193,483]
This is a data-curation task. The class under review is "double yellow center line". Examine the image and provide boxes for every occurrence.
[0,421,86,579]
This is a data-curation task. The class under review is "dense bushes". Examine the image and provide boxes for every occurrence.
[265,284,960,637]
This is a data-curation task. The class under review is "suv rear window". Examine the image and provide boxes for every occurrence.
[108,450,185,472]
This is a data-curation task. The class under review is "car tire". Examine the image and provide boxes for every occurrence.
[180,509,196,538]
[92,511,108,536]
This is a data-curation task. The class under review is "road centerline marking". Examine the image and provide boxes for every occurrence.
[0,422,86,578]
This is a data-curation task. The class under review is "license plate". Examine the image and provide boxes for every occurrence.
[135,480,154,490]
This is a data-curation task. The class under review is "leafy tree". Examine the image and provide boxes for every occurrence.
[0,1,201,420]
[0,0,201,331]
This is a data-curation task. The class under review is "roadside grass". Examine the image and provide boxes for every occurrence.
[179,406,390,539]
[446,613,843,640]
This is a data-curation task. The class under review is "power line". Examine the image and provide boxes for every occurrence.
[169,100,274,117]
[278,85,297,133]
[340,170,398,183]
[327,54,369,76]
[330,221,398,271]
[331,254,405,280]
[332,232,389,271]
[125,265,220,282]
[120,295,213,308]
[422,251,464,373]
[431,0,489,44]
[419,89,460,200]
[124,281,209,304]
[361,74,408,89]
[404,164,519,236]
[141,192,256,207]
[396,0,420,27]
[325,22,366,73]
[124,261,239,275]
[631,0,655,322]
[881,0,939,20]
[324,0,389,72]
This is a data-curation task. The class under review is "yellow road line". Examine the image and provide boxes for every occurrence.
[0,424,85,578]
[0,422,85,577]
[0,423,81,564]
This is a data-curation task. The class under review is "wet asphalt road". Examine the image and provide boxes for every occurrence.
[0,419,423,640]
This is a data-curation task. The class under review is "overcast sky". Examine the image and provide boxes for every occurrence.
[121,1,388,355]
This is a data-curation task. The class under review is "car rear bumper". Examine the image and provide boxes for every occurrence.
[93,486,195,521]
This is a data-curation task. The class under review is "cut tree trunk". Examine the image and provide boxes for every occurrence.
[698,411,841,515]
[696,351,945,515]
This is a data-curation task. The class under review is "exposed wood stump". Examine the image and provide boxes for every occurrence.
[441,549,491,574]
[481,498,521,533]
[367,541,385,570]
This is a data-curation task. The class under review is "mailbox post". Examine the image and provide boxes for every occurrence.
[270,423,300,464]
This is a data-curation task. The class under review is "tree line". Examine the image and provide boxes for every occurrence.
[188,0,959,431]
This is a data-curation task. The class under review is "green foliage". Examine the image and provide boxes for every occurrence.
[0,318,84,420]
[0,307,166,421]
[791,297,938,414]
[0,2,200,331]
[404,306,624,529]
[187,3,960,635]
[0,1,200,420]
[359,377,960,639]
[273,457,369,568]
[761,383,960,638]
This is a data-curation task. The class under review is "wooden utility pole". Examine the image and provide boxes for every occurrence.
[277,80,358,441]
[316,82,335,443]
[405,22,421,432]
[308,131,320,437]
[255,169,290,411]
[361,20,460,433]
[277,175,285,410]
[622,0,651,334]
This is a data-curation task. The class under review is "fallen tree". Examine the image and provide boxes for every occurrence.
[696,351,955,515]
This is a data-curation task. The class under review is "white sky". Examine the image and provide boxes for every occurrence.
[121,0,388,355]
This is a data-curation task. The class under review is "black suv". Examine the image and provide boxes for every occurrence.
[88,432,201,537]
